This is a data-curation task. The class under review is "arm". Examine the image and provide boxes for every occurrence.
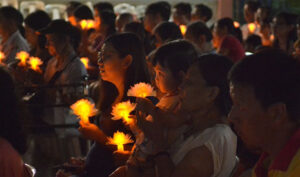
[154,146,214,177]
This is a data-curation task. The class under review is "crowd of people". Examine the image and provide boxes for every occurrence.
[0,1,300,177]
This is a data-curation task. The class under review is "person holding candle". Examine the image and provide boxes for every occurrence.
[241,1,260,40]
[173,3,191,26]
[0,6,29,65]
[57,33,150,177]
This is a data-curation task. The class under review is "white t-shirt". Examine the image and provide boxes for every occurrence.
[171,124,237,177]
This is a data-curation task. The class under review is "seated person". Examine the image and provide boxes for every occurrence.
[228,49,300,177]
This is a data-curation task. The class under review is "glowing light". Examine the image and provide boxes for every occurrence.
[0,51,5,64]
[80,19,95,30]
[179,25,187,35]
[80,57,89,69]
[270,34,274,41]
[127,82,156,98]
[111,101,136,125]
[248,23,256,34]
[71,99,98,124]
[234,21,240,28]
[28,57,43,73]
[16,51,29,67]
[107,131,134,152]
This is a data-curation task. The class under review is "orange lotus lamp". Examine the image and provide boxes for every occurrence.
[80,20,95,30]
[127,82,156,98]
[248,23,256,34]
[80,57,89,69]
[28,57,43,73]
[16,51,30,67]
[179,25,187,35]
[70,99,98,124]
[111,101,136,125]
[107,131,134,152]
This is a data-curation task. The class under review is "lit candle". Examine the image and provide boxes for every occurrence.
[111,101,136,125]
[80,57,89,69]
[0,51,5,64]
[234,21,240,28]
[107,131,134,152]
[28,57,43,73]
[179,25,187,36]
[70,99,98,124]
[86,20,95,30]
[80,20,95,30]
[127,82,156,98]
[248,23,256,34]
[80,20,88,30]
[16,51,29,67]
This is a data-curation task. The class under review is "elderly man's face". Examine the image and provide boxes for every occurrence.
[228,83,273,151]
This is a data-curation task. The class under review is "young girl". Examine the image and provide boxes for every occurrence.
[110,40,198,177]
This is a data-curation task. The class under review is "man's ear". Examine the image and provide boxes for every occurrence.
[122,54,133,69]
[267,102,287,124]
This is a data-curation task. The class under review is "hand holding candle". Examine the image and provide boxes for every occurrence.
[107,131,134,152]
[111,101,136,125]
[28,57,43,73]
[127,82,156,98]
[16,51,29,67]
[71,99,98,124]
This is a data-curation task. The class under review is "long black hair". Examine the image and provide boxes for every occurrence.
[98,33,150,114]
[0,67,27,154]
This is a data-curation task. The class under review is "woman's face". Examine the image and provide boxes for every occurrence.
[45,34,66,57]
[25,25,38,49]
[179,64,215,112]
[98,43,128,84]
[154,63,179,94]
[272,17,292,39]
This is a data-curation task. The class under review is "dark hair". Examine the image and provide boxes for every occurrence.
[74,5,93,20]
[153,22,182,43]
[195,4,213,22]
[93,2,114,13]
[25,10,51,49]
[66,1,82,16]
[98,10,116,37]
[228,49,300,122]
[0,6,24,35]
[197,54,233,116]
[245,34,262,52]
[217,17,242,42]
[0,67,27,154]
[124,22,153,55]
[152,40,197,79]
[273,12,298,52]
[174,2,191,18]
[99,33,150,112]
[145,1,171,21]
[186,21,212,42]
[245,1,260,13]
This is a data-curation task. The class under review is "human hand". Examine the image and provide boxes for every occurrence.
[56,170,72,177]
[135,97,156,115]
[78,121,104,142]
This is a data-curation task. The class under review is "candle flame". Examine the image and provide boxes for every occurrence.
[107,131,134,152]
[234,21,240,28]
[127,82,156,98]
[28,57,43,73]
[70,99,98,124]
[248,23,256,34]
[0,51,5,63]
[80,20,95,30]
[80,57,89,69]
[16,51,29,67]
[179,25,187,35]
[111,101,136,125]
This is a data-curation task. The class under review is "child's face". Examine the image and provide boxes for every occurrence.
[154,63,179,94]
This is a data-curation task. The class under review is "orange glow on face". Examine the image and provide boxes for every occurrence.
[234,21,240,28]
[80,57,89,69]
[127,82,156,98]
[28,57,43,73]
[107,131,134,152]
[16,51,29,67]
[80,20,95,30]
[0,51,5,63]
[111,101,136,125]
[180,25,187,35]
[248,23,256,33]
[70,99,98,124]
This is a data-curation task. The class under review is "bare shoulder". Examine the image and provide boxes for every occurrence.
[173,145,214,177]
